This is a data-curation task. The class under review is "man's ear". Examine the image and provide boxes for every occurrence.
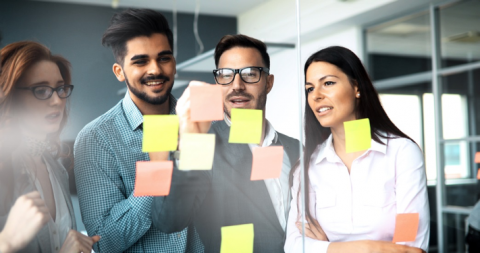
[266,74,274,94]
[113,63,125,82]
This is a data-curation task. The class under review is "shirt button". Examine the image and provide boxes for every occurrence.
[56,246,59,251]
[53,231,56,235]
[177,234,181,238]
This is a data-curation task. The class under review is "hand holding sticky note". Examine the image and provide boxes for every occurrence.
[344,118,371,153]
[229,109,262,144]
[221,224,254,253]
[142,115,179,152]
[251,146,284,181]
[179,133,216,170]
[134,161,173,197]
[392,213,419,243]
[190,85,224,122]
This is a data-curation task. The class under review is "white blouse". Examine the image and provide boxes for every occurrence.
[285,134,430,253]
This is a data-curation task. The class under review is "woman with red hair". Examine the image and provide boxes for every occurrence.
[0,41,99,253]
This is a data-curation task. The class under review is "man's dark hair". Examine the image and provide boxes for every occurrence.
[214,34,270,69]
[102,9,173,64]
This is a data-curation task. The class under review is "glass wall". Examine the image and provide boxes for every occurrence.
[366,1,480,252]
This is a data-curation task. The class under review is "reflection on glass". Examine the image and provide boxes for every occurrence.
[366,11,431,80]
[440,0,480,67]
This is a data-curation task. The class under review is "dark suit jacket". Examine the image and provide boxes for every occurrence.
[152,120,300,253]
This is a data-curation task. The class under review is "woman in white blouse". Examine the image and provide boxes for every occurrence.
[0,41,99,253]
[285,46,429,253]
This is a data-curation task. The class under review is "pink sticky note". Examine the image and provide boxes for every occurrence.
[475,152,480,163]
[251,146,284,181]
[134,161,173,197]
[392,213,419,243]
[190,85,224,122]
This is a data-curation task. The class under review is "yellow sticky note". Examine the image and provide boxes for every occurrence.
[142,115,179,152]
[221,224,254,253]
[344,118,371,153]
[179,133,216,170]
[229,109,262,144]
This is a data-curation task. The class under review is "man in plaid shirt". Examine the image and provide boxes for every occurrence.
[74,9,203,253]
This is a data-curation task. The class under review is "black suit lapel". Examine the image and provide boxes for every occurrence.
[212,121,285,236]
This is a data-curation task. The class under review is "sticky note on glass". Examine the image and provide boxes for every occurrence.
[229,109,262,144]
[392,213,419,243]
[251,146,284,181]
[475,152,480,163]
[344,118,371,153]
[179,133,215,170]
[221,224,254,253]
[142,115,179,152]
[190,85,224,122]
[134,161,173,197]
[477,169,480,180]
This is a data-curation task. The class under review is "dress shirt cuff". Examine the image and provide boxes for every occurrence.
[127,193,153,218]
[304,237,330,253]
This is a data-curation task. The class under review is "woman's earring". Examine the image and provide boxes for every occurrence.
[356,93,361,98]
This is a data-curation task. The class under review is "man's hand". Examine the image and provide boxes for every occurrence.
[328,240,426,253]
[176,81,214,137]
[0,192,50,253]
[59,230,100,253]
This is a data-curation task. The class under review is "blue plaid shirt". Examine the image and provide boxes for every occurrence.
[74,92,203,253]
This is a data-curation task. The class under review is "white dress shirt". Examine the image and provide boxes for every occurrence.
[285,134,430,253]
[224,116,291,231]
[31,157,73,253]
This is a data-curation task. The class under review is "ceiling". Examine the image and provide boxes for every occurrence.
[367,0,480,60]
[34,0,268,16]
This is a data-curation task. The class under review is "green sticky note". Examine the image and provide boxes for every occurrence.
[142,115,179,152]
[228,109,262,144]
[179,133,216,170]
[344,118,371,153]
[221,224,254,253]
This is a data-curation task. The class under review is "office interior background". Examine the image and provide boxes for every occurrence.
[1,0,479,252]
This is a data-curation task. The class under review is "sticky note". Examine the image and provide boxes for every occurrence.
[477,169,480,180]
[344,118,371,153]
[251,146,284,181]
[475,152,480,163]
[179,133,216,170]
[190,85,224,122]
[221,224,254,253]
[392,213,419,243]
[142,115,179,152]
[134,161,173,197]
[229,109,262,144]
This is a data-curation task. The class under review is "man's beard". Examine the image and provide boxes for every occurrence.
[125,73,174,105]
[224,86,267,118]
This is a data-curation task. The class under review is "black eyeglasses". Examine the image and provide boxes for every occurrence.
[213,67,270,85]
[16,85,74,100]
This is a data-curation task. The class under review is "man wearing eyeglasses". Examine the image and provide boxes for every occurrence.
[151,34,300,252]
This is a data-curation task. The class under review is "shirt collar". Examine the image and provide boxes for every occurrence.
[223,113,278,145]
[314,132,388,165]
[122,91,177,131]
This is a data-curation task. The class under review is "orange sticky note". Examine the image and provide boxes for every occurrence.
[475,152,480,163]
[392,213,419,243]
[477,169,480,180]
[251,146,284,181]
[190,85,224,122]
[134,161,173,197]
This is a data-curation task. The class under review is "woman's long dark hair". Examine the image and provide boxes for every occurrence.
[292,46,414,231]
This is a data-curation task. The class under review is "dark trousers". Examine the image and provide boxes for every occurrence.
[466,225,480,253]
